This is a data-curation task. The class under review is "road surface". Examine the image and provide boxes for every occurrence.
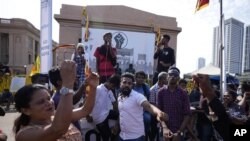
[0,106,18,141]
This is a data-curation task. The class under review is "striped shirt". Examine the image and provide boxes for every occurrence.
[149,83,166,105]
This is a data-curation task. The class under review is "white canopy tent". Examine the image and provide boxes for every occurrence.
[190,64,220,76]
[184,64,239,85]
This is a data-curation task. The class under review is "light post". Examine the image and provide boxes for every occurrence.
[24,65,27,75]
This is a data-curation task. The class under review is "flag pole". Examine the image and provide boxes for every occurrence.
[219,0,226,99]
[81,6,91,75]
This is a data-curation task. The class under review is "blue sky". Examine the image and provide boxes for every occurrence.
[1,0,250,76]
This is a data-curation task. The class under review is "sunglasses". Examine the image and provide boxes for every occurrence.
[168,73,179,77]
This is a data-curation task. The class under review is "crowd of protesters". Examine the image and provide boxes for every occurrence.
[1,32,250,141]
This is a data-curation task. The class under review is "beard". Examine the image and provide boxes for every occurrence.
[120,87,132,97]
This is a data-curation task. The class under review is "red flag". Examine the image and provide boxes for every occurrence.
[196,0,209,11]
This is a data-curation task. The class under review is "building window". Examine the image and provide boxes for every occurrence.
[28,54,32,64]
[35,40,39,62]
[28,36,33,50]
[0,33,9,64]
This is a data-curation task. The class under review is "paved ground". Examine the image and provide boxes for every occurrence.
[0,105,18,141]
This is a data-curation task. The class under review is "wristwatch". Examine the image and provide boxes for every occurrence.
[177,130,184,136]
[60,87,74,95]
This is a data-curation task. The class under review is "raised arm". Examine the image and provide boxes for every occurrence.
[154,40,163,59]
[16,61,77,141]
[51,60,76,135]
[72,72,99,121]
[238,92,250,109]
[192,74,230,141]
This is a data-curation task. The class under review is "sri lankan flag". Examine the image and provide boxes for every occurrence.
[196,0,209,12]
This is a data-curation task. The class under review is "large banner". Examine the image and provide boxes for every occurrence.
[40,0,52,73]
[82,28,155,75]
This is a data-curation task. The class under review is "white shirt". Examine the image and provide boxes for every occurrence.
[118,90,147,140]
[90,84,116,124]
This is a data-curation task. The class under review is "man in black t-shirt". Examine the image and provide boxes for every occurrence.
[153,34,175,84]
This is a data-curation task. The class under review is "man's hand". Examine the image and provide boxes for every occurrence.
[162,128,173,139]
[157,39,165,47]
[243,92,250,99]
[157,112,169,122]
[159,61,165,66]
[160,61,170,67]
[111,123,120,135]
[86,115,93,122]
[85,71,99,88]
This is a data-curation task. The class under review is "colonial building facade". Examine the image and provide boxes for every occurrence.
[0,18,57,74]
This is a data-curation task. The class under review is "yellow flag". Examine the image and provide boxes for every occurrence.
[29,55,40,76]
[156,28,161,45]
[186,81,195,94]
[0,74,11,92]
[36,55,40,73]
[82,7,87,17]
[29,65,36,76]
[25,76,32,85]
[82,7,89,41]
[85,15,89,41]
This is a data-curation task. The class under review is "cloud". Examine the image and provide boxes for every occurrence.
[224,0,250,25]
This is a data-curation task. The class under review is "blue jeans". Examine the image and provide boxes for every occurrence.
[119,136,145,141]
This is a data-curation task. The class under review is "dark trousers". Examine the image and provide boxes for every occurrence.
[144,111,158,141]
[96,110,119,141]
[149,116,158,140]
[196,123,213,141]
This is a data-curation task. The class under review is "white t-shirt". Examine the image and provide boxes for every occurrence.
[118,90,147,140]
[90,84,116,124]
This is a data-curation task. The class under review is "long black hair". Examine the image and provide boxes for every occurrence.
[13,84,48,134]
